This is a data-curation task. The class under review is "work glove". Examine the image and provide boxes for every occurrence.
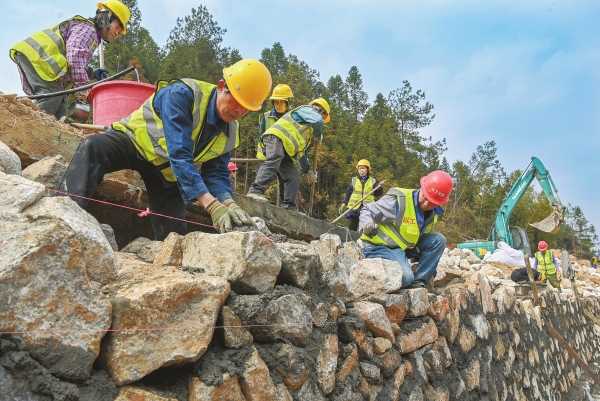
[362,222,379,238]
[307,170,318,184]
[205,199,233,233]
[93,68,109,81]
[338,204,347,215]
[227,201,256,228]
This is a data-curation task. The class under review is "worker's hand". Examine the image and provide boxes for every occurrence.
[93,68,109,81]
[75,91,88,102]
[205,199,232,233]
[557,272,562,281]
[362,222,379,238]
[307,170,318,183]
[338,204,347,214]
[227,201,256,227]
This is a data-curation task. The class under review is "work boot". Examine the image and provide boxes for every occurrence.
[405,281,426,290]
[247,192,270,203]
[281,204,305,216]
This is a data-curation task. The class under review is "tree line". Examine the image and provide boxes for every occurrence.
[99,1,598,259]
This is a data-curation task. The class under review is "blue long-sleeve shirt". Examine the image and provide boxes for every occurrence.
[152,81,233,204]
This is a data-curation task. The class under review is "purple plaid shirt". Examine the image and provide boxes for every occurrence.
[19,18,100,95]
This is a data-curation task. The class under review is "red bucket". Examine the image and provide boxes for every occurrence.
[88,81,156,127]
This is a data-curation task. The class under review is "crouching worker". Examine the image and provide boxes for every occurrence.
[58,59,272,239]
[359,171,453,289]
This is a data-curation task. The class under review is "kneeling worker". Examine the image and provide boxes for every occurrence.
[58,59,272,239]
[359,171,453,289]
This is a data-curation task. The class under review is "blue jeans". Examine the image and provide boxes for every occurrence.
[362,232,446,288]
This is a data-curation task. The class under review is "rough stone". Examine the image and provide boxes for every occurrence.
[0,213,112,381]
[0,171,44,213]
[25,196,119,284]
[121,237,164,263]
[277,242,322,289]
[352,301,395,342]
[315,332,338,394]
[100,223,119,251]
[396,317,439,354]
[189,374,245,401]
[239,348,278,401]
[115,386,177,401]
[21,155,66,195]
[101,253,230,385]
[336,343,359,383]
[0,139,22,175]
[181,231,281,294]
[373,337,393,355]
[349,258,403,297]
[272,343,310,390]
[154,232,183,266]
[221,306,253,349]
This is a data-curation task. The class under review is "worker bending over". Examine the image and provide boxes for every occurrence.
[359,171,453,289]
[58,59,271,240]
[10,0,130,119]
[534,241,562,291]
[247,98,330,212]
[339,159,384,231]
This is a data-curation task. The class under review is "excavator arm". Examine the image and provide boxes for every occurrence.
[492,157,565,243]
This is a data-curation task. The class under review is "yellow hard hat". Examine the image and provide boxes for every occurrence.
[223,59,272,111]
[270,84,293,101]
[97,0,130,34]
[309,97,330,123]
[356,159,371,169]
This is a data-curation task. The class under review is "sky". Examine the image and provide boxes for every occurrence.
[1,1,599,238]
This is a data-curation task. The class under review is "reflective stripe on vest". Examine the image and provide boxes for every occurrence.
[112,78,239,182]
[348,176,376,209]
[361,187,438,250]
[10,16,95,82]
[255,111,276,159]
[262,106,312,159]
[536,251,557,275]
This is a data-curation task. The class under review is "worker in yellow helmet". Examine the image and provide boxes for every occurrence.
[255,84,294,204]
[10,1,130,119]
[247,97,330,212]
[58,59,272,238]
[338,159,384,231]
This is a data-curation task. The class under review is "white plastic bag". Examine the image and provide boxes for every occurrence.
[482,241,526,267]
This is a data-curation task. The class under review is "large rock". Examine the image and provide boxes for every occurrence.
[0,213,112,380]
[349,258,403,297]
[21,155,66,195]
[276,242,322,289]
[352,301,395,342]
[189,374,245,401]
[314,332,339,395]
[101,253,230,385]
[0,171,44,213]
[182,231,282,294]
[239,348,278,401]
[0,139,22,175]
[24,196,119,285]
[228,291,313,347]
[121,236,163,263]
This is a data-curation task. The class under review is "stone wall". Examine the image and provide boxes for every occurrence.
[2,141,600,401]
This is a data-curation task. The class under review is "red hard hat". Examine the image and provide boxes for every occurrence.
[420,170,453,205]
[227,162,238,171]
[538,241,548,251]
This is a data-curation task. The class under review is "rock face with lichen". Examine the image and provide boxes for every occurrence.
[2,133,600,400]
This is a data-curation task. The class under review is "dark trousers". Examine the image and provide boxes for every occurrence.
[249,135,300,207]
[347,215,360,231]
[57,130,187,240]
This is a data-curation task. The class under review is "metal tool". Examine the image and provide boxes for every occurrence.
[67,101,91,123]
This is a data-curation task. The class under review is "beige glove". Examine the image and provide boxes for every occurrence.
[227,201,256,227]
[205,199,232,233]
[362,222,379,238]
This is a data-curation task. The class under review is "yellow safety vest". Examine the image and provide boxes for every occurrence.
[255,111,277,159]
[536,251,557,275]
[348,176,376,210]
[261,106,313,161]
[112,79,239,182]
[10,16,96,83]
[361,188,438,250]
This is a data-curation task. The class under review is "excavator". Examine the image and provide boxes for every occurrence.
[457,157,566,258]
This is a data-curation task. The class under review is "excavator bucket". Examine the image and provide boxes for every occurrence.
[530,211,562,234]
